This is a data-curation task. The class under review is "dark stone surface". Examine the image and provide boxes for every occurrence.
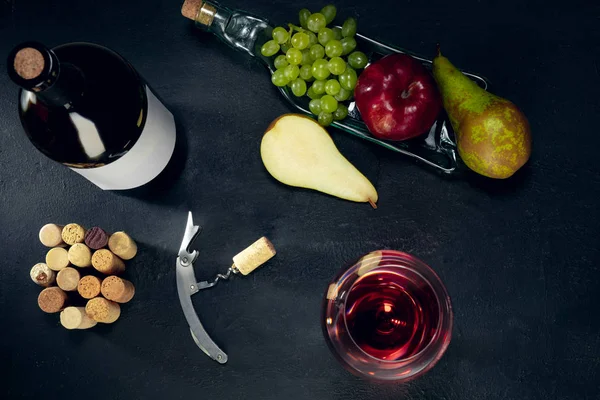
[1,0,599,399]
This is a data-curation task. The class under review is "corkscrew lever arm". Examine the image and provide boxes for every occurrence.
[176,212,228,364]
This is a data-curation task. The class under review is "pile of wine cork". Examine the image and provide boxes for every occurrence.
[31,223,138,330]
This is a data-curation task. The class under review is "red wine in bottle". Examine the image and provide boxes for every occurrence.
[7,42,176,190]
[344,269,440,360]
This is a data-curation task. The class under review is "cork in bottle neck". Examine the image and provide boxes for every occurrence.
[181,0,216,27]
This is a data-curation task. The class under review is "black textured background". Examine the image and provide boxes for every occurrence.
[1,0,599,399]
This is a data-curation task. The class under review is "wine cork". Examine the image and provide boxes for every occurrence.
[68,243,92,267]
[84,227,109,250]
[56,267,81,291]
[39,223,65,247]
[101,276,135,303]
[86,297,121,323]
[181,0,202,19]
[108,231,137,260]
[30,263,56,287]
[77,275,102,299]
[92,249,125,274]
[46,247,69,271]
[38,287,67,313]
[61,223,86,245]
[60,306,97,330]
[232,237,276,275]
[14,47,44,80]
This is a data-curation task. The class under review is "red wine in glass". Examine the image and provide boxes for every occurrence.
[322,250,452,381]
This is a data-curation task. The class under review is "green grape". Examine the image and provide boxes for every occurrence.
[309,99,322,115]
[342,17,357,37]
[334,87,351,101]
[271,69,289,87]
[281,42,291,53]
[272,27,289,44]
[286,48,303,65]
[333,103,349,120]
[307,13,327,33]
[261,40,280,57]
[325,40,343,58]
[284,65,300,80]
[299,64,313,80]
[311,79,326,94]
[318,111,334,126]
[328,57,346,75]
[339,67,358,90]
[340,37,357,55]
[307,86,322,100]
[312,59,330,80]
[325,79,341,96]
[274,55,288,70]
[291,32,310,50]
[318,28,334,46]
[290,78,307,97]
[309,44,325,60]
[299,9,311,29]
[332,27,343,40]
[320,95,338,113]
[320,5,337,24]
[301,49,313,65]
[307,31,318,46]
[347,51,368,69]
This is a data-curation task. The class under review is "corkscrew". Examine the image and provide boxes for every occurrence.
[176,212,276,364]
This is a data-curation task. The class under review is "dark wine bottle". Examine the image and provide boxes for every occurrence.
[7,41,176,190]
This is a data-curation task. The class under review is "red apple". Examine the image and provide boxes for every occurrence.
[354,54,442,141]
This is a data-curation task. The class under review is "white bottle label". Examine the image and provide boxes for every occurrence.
[70,86,176,190]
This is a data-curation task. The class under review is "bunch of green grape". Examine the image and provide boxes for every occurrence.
[260,4,369,126]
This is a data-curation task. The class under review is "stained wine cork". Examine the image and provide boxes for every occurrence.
[39,223,65,247]
[38,287,67,313]
[84,227,109,250]
[60,306,97,330]
[108,231,137,260]
[92,249,126,274]
[77,275,102,299]
[101,276,135,303]
[232,237,276,275]
[46,247,70,271]
[68,243,92,267]
[86,297,121,323]
[56,267,81,291]
[30,263,56,287]
[61,223,86,245]
[14,47,44,80]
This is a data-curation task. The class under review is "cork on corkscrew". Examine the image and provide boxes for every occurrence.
[232,237,277,275]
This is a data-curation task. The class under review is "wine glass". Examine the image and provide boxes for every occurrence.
[321,250,453,381]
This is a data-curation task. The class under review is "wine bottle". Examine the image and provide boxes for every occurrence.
[181,0,489,175]
[7,41,176,190]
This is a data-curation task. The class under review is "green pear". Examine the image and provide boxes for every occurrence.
[261,114,378,208]
[433,49,532,179]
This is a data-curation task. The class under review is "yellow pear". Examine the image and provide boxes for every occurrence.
[261,114,378,208]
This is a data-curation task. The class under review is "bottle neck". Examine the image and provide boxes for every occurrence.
[7,42,85,109]
[192,1,270,58]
